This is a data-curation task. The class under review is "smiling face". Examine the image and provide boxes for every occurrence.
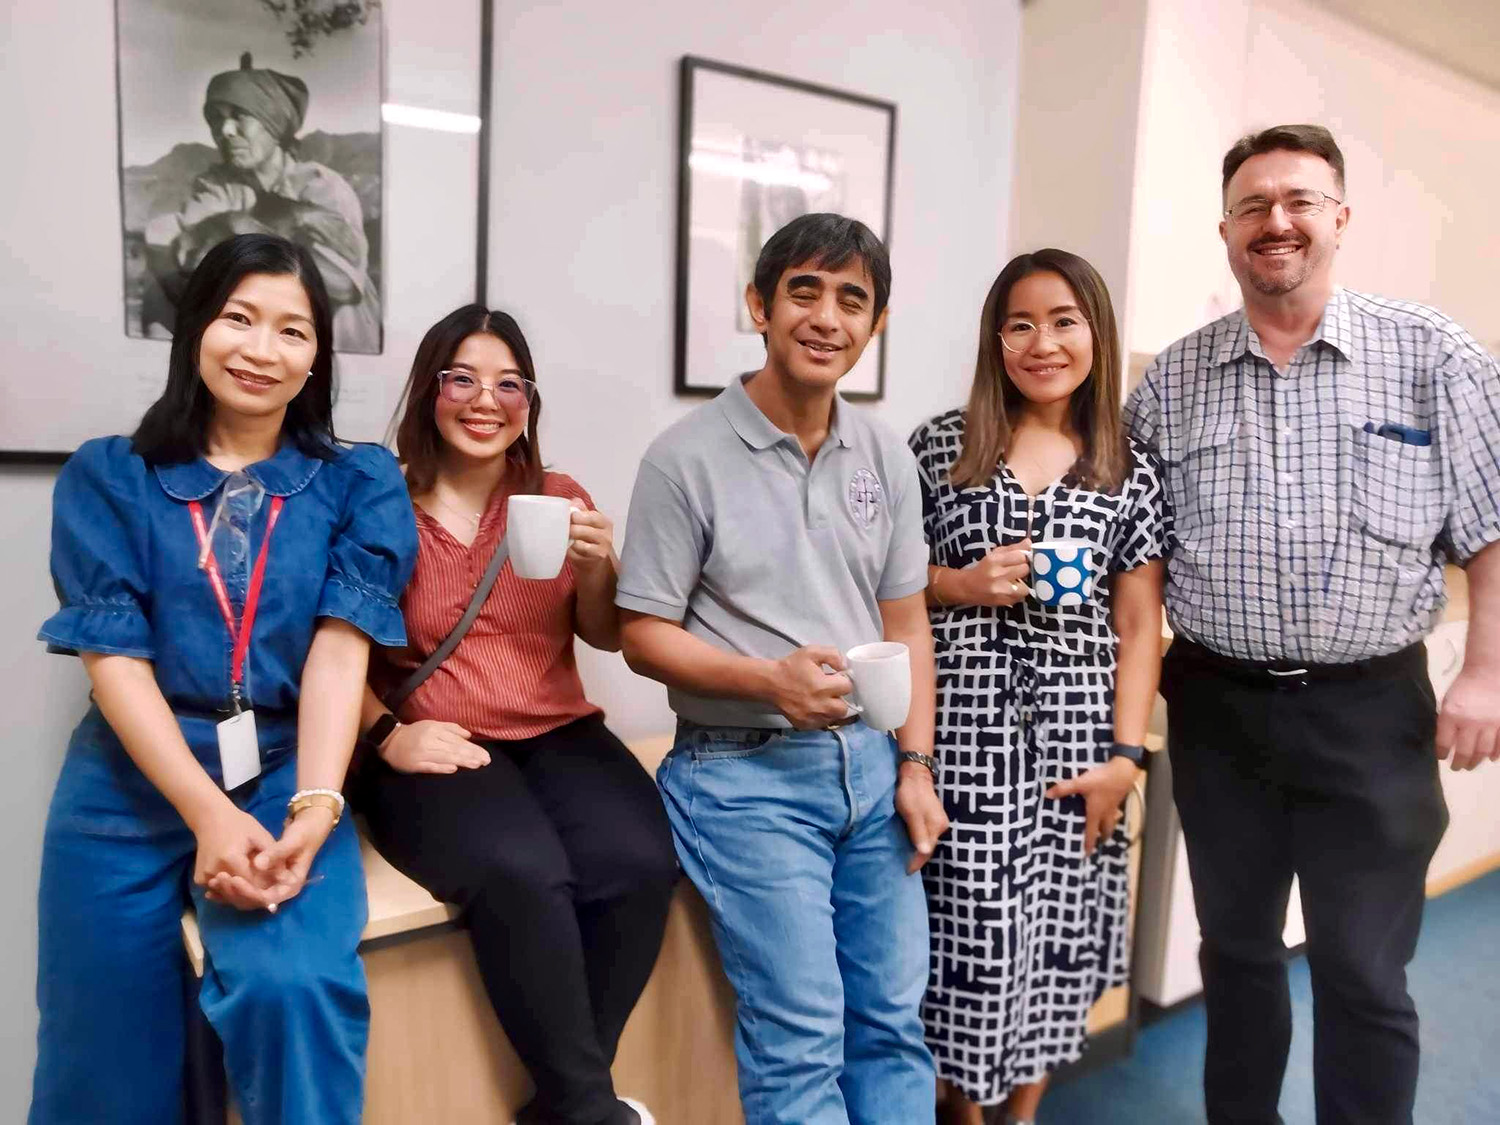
[432,332,531,464]
[745,257,886,392]
[997,271,1094,410]
[196,272,317,424]
[1220,148,1348,299]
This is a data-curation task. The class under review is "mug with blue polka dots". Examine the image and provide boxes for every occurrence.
[1029,539,1097,607]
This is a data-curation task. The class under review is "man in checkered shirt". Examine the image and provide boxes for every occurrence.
[1126,124,1500,1125]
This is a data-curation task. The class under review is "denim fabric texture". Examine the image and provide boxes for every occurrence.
[658,719,936,1125]
[29,435,417,1124]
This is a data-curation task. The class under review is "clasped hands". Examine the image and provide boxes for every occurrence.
[193,800,337,913]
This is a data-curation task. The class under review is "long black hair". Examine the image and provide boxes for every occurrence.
[132,233,338,464]
[390,305,545,498]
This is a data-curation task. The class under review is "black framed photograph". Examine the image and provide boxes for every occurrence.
[1,0,493,462]
[673,56,897,401]
[117,0,385,354]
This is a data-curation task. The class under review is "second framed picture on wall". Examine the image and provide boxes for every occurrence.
[674,56,896,400]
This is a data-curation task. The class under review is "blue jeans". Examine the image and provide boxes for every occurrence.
[30,714,369,1125]
[659,720,935,1125]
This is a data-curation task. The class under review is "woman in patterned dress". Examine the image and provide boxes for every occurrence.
[909,249,1168,1125]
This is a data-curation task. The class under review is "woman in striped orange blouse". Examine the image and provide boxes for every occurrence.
[356,305,675,1125]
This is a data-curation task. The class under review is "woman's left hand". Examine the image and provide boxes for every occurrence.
[1045,757,1140,856]
[246,807,338,904]
[567,504,615,574]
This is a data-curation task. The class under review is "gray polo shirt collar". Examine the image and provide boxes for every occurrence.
[721,373,854,453]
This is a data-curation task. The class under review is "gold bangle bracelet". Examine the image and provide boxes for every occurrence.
[285,792,343,828]
[930,568,948,606]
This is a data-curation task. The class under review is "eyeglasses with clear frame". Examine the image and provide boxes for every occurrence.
[1224,189,1343,225]
[436,369,537,408]
[998,314,1091,354]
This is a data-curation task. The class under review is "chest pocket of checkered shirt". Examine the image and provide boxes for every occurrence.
[1162,412,1239,550]
[1343,423,1444,550]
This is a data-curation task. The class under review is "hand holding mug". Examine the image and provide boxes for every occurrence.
[566,502,615,576]
[770,645,854,730]
[954,539,1032,607]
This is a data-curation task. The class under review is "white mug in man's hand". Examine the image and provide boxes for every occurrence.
[507,495,573,579]
[845,641,912,731]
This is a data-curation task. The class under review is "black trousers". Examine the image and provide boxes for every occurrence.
[358,714,679,1125]
[1162,640,1447,1125]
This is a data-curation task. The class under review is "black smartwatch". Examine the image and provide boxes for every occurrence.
[1108,741,1146,766]
[363,712,400,751]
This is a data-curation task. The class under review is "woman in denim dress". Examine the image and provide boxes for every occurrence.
[29,234,417,1124]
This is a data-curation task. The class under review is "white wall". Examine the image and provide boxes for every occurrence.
[1125,0,1250,354]
[486,0,1024,737]
[1011,0,1151,328]
[0,0,1022,1111]
[0,471,90,1112]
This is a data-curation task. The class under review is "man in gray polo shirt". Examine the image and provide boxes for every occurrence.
[618,213,948,1125]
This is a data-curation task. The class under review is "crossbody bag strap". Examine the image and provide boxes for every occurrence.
[383,535,509,714]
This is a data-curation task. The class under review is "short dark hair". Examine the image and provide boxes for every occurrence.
[752,213,891,326]
[1222,124,1345,203]
[390,305,545,499]
[132,233,337,464]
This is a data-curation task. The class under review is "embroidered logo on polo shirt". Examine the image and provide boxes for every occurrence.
[847,467,884,527]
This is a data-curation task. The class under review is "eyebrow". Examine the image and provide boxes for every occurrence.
[785,274,871,303]
[223,296,313,329]
[1230,188,1323,204]
[1005,304,1082,320]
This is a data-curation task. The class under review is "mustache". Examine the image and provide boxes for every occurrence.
[1249,234,1308,251]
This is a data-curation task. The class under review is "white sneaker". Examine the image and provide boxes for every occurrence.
[620,1097,656,1125]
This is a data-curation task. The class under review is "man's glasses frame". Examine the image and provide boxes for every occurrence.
[1224,189,1343,225]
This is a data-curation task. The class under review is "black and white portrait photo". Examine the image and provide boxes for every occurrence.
[118,0,384,353]
[675,57,894,399]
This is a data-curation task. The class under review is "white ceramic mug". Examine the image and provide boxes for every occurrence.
[507,495,573,580]
[844,641,912,731]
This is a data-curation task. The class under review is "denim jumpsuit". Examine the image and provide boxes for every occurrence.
[30,436,417,1125]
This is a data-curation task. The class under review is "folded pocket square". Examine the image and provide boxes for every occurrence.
[1363,421,1432,447]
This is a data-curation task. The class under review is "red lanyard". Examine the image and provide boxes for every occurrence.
[189,495,285,710]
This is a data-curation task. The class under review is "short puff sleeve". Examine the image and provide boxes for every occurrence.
[1109,442,1172,574]
[39,436,155,659]
[317,444,418,646]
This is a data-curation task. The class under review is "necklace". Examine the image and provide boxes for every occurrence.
[430,491,483,527]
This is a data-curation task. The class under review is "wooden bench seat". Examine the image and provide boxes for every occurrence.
[183,734,1141,1123]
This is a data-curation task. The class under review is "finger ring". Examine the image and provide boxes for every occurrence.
[1010,580,1020,595]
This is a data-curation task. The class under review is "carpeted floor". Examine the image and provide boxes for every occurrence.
[1043,868,1500,1123]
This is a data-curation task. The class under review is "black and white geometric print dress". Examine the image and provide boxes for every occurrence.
[907,409,1169,1103]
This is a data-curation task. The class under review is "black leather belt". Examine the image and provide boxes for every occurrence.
[1169,637,1424,688]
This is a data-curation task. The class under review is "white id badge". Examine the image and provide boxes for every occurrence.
[217,710,262,790]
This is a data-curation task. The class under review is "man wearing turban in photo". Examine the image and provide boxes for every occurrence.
[145,52,381,353]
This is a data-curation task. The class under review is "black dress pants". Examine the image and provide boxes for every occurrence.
[359,715,679,1125]
[1162,640,1447,1125]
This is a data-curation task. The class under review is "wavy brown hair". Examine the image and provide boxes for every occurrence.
[389,305,544,498]
[949,249,1128,493]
